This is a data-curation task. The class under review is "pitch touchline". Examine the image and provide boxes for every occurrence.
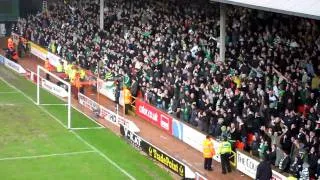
[0,150,95,161]
[0,77,136,180]
[0,92,19,94]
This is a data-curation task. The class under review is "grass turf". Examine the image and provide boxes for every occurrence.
[0,66,173,180]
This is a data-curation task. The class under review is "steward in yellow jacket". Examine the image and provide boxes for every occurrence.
[203,135,215,171]
[123,86,132,115]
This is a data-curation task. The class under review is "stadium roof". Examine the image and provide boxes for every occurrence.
[211,0,320,20]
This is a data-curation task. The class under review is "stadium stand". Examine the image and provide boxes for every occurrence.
[13,0,320,179]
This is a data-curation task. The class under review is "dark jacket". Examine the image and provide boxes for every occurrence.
[256,160,272,180]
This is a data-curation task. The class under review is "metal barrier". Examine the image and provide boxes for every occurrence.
[130,95,136,111]
[229,150,237,167]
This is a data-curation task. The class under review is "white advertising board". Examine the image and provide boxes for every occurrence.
[41,79,68,98]
[237,151,288,180]
[29,42,48,60]
[3,56,26,74]
[182,124,221,162]
[46,52,61,67]
[78,93,139,133]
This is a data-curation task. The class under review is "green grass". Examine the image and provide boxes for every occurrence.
[0,66,173,180]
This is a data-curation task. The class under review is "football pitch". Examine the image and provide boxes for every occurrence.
[0,66,173,180]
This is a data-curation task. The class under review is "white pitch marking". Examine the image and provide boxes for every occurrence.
[0,77,136,180]
[0,150,95,161]
[39,104,68,106]
[0,103,15,106]
[71,127,105,130]
[0,92,19,94]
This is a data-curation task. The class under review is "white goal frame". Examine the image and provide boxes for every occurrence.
[37,65,72,129]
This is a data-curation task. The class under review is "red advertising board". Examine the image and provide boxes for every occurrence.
[135,99,172,134]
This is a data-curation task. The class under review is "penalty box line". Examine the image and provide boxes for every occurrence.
[0,150,95,161]
[0,77,136,180]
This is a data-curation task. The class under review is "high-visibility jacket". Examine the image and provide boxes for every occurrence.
[80,69,86,79]
[123,88,132,104]
[63,61,68,72]
[286,176,297,180]
[74,73,82,89]
[218,141,232,155]
[56,63,63,72]
[203,139,215,158]
[69,69,77,83]
[65,64,73,77]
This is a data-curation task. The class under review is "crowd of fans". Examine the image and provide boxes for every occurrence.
[13,0,320,179]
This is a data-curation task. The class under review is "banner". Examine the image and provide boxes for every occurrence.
[78,93,99,111]
[236,151,288,180]
[78,93,140,133]
[2,56,26,74]
[172,118,183,140]
[120,124,143,150]
[135,99,172,134]
[29,42,48,60]
[120,124,195,178]
[97,79,124,106]
[236,151,259,178]
[41,78,68,98]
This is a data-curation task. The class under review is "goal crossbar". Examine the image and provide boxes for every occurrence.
[37,65,72,129]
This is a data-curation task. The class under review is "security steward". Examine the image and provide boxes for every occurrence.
[44,58,52,80]
[218,136,232,174]
[123,86,132,115]
[56,61,64,73]
[203,135,215,171]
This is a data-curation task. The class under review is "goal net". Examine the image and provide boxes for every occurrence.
[36,65,72,129]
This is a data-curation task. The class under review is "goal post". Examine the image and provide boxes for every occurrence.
[37,65,72,129]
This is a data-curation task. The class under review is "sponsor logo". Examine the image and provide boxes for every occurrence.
[120,124,185,177]
[160,114,169,130]
[135,99,172,134]
[78,93,99,111]
[122,126,142,149]
[41,79,68,98]
[146,145,185,177]
[138,105,158,122]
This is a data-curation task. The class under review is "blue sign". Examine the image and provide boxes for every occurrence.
[172,119,183,140]
[0,55,4,64]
